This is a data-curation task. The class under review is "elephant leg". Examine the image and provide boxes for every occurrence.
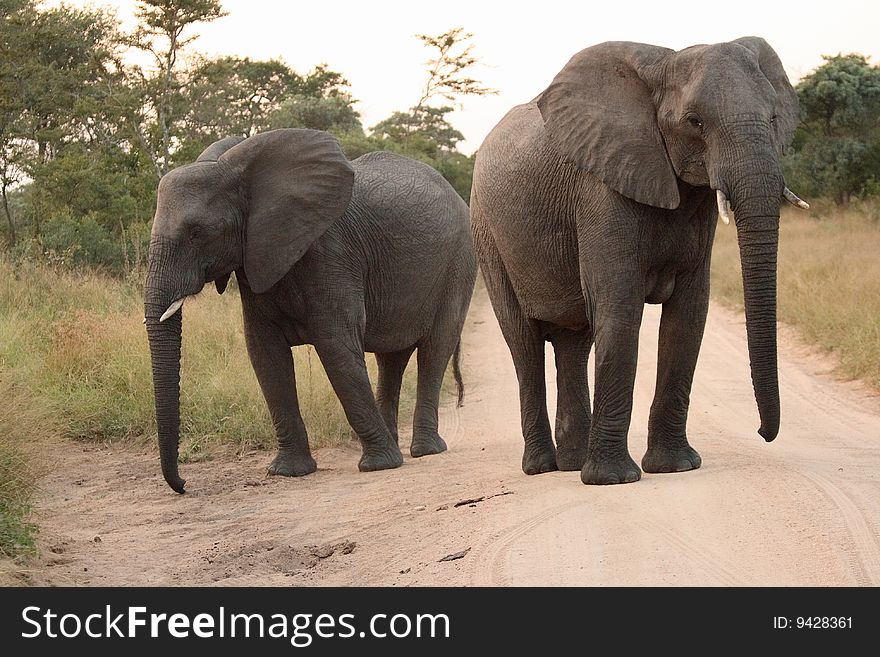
[244,323,316,477]
[409,338,454,458]
[508,327,556,474]
[314,335,403,473]
[410,271,473,458]
[582,303,643,485]
[477,232,555,474]
[548,327,592,471]
[375,347,415,445]
[642,271,708,473]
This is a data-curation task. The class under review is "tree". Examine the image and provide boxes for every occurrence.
[131,0,227,176]
[403,27,495,149]
[293,63,353,99]
[414,27,496,111]
[12,3,122,161]
[368,28,493,201]
[182,56,298,143]
[2,7,492,266]
[371,106,464,153]
[270,95,362,134]
[784,54,880,204]
[26,144,155,231]
[797,54,880,137]
[0,0,31,244]
[0,0,126,244]
[176,58,361,164]
[1,1,372,268]
[181,58,360,150]
[369,107,473,200]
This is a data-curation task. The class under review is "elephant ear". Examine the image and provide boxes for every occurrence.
[733,37,799,154]
[537,41,679,210]
[196,135,246,162]
[220,129,355,294]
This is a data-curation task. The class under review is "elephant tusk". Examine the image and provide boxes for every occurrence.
[782,187,810,210]
[716,189,733,225]
[159,298,185,322]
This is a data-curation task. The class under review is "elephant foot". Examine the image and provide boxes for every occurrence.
[358,441,404,472]
[267,452,317,478]
[581,452,641,485]
[555,443,589,471]
[642,444,702,474]
[522,440,558,475]
[410,432,447,458]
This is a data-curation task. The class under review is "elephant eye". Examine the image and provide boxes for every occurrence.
[687,115,703,129]
[770,114,778,124]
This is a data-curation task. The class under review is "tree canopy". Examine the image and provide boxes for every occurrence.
[5,2,879,271]
[784,54,880,205]
[0,5,485,268]
[5,0,880,273]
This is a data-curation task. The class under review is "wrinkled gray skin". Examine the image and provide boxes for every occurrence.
[145,129,476,493]
[471,37,800,484]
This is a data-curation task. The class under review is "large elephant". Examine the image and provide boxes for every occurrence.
[145,129,476,493]
[471,37,809,485]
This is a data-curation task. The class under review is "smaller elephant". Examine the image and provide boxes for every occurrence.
[144,129,476,493]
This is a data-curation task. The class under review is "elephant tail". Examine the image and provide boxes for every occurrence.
[453,339,464,407]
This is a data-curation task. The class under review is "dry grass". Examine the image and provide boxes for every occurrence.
[0,256,425,557]
[0,380,47,561]
[711,199,880,389]
[0,258,360,453]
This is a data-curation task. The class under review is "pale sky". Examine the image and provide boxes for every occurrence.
[58,0,880,153]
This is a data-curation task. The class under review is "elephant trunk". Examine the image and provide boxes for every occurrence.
[145,310,185,492]
[726,154,783,442]
[144,240,187,493]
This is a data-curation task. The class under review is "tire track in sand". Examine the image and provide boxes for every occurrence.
[641,519,745,586]
[467,499,590,586]
[797,470,880,585]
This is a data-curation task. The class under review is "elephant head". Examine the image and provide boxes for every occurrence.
[144,129,354,493]
[538,37,807,443]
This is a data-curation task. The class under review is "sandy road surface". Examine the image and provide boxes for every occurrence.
[21,282,880,586]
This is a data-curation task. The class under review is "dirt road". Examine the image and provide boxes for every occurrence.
[24,282,880,586]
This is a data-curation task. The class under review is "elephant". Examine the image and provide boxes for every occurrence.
[144,128,476,493]
[470,37,809,485]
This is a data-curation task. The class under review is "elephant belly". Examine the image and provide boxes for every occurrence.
[362,319,428,354]
[512,268,586,330]
[361,252,468,353]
